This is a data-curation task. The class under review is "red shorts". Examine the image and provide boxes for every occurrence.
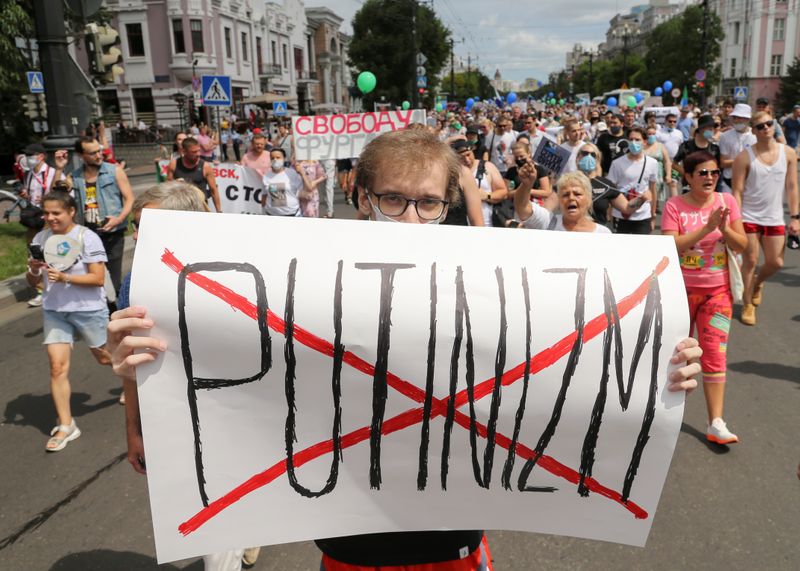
[742,222,785,236]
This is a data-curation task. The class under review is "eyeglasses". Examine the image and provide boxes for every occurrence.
[578,150,597,158]
[369,192,449,220]
[666,120,677,124]
[695,169,721,178]
[754,120,774,131]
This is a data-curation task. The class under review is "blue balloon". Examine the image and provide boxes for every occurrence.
[654,87,663,96]
[465,97,475,110]
[663,80,673,92]
[607,97,618,107]
[547,91,554,98]
[634,92,644,103]
[474,96,480,101]
[507,92,518,104]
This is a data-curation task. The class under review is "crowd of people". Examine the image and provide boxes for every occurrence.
[13,91,800,571]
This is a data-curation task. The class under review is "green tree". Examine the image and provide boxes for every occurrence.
[777,57,800,115]
[348,0,449,108]
[450,69,494,101]
[0,0,35,155]
[638,5,724,102]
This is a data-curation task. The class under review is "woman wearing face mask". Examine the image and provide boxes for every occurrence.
[644,125,673,229]
[608,127,657,234]
[575,142,642,228]
[26,191,111,451]
[661,151,747,445]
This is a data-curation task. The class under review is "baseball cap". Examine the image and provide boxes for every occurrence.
[596,121,608,132]
[756,97,769,105]
[23,143,46,155]
[793,103,800,110]
[730,103,752,119]
[450,139,471,152]
[466,124,481,135]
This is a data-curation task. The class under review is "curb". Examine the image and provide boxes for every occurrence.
[0,235,136,311]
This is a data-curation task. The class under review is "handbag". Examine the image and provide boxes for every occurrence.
[20,202,45,230]
[717,194,744,302]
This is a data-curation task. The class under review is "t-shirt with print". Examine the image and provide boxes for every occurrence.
[262,168,303,216]
[32,225,107,312]
[608,154,658,221]
[84,180,102,227]
[661,192,741,289]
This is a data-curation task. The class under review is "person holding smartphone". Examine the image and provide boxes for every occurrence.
[26,191,111,452]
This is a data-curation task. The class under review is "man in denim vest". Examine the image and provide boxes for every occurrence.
[54,136,134,295]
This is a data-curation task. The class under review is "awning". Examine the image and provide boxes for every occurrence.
[311,102,347,113]
[242,92,298,107]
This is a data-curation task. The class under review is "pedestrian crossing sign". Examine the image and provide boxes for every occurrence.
[201,75,232,106]
[733,86,748,101]
[273,101,287,116]
[27,71,44,94]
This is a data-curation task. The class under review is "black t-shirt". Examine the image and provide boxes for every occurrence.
[673,139,722,189]
[596,133,628,174]
[173,157,209,198]
[315,530,484,566]
[504,163,550,191]
[590,176,622,225]
[442,186,468,226]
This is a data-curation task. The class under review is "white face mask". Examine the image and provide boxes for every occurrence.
[367,194,443,225]
[271,159,284,171]
[26,155,41,169]
[733,122,748,132]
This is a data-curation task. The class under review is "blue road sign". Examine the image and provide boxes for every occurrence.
[27,71,44,94]
[201,75,232,106]
[416,75,427,89]
[273,101,287,116]
[733,86,748,100]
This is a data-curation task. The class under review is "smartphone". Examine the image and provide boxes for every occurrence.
[516,158,527,168]
[28,244,44,261]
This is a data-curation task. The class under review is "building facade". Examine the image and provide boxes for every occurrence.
[712,0,800,104]
[306,7,350,113]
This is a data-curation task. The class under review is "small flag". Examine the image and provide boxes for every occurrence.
[680,86,689,107]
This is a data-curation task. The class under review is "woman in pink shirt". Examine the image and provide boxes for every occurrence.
[661,151,747,445]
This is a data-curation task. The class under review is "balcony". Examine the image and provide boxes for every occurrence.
[296,70,318,83]
[259,64,283,77]
[169,55,217,83]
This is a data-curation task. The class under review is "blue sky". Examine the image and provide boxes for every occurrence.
[315,0,649,84]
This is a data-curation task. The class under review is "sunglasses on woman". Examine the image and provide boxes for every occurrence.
[754,120,774,131]
[696,168,721,178]
[578,150,597,158]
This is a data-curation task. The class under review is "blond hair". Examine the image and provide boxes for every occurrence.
[355,129,462,204]
[750,110,772,125]
[133,181,210,216]
[575,142,603,178]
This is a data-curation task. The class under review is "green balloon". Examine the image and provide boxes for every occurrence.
[549,98,556,105]
[357,71,377,94]
[559,98,565,105]
[435,103,443,112]
[626,95,637,108]
[401,100,410,110]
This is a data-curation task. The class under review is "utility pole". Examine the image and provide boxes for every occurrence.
[467,53,471,94]
[411,0,418,108]
[449,38,455,98]
[699,0,709,108]
[33,0,81,148]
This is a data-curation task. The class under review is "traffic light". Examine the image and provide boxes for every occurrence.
[85,23,124,84]
[418,88,426,95]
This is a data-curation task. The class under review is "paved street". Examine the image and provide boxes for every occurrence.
[0,200,797,570]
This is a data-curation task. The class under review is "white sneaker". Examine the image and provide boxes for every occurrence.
[706,418,739,445]
[27,293,43,307]
[242,546,261,567]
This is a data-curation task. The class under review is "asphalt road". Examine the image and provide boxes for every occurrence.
[1,195,798,570]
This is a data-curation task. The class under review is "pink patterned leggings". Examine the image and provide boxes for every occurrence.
[686,284,733,383]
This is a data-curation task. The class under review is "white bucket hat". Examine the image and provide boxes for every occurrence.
[730,103,752,119]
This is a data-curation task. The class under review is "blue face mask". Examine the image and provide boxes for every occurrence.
[578,154,597,173]
[703,130,714,140]
[647,135,656,145]
[628,141,643,155]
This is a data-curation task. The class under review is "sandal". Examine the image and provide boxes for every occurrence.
[46,419,81,452]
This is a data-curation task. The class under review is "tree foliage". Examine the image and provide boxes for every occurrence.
[448,69,494,101]
[348,0,450,107]
[777,57,800,115]
[0,0,35,155]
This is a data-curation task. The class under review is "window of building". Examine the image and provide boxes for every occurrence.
[271,40,277,65]
[733,22,740,44]
[172,19,185,54]
[241,32,248,62]
[256,37,263,73]
[294,46,303,73]
[282,44,287,68]
[730,58,736,77]
[770,54,782,76]
[132,87,154,114]
[224,27,232,59]
[126,23,145,57]
[774,19,785,41]
[97,89,120,117]
[190,19,204,53]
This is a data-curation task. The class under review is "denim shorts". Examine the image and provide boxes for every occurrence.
[43,308,109,348]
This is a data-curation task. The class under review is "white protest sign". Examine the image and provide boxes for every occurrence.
[533,133,572,177]
[292,110,426,160]
[643,107,680,125]
[211,163,265,215]
[131,211,689,563]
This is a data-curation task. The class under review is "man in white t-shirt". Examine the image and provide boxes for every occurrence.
[656,114,685,159]
[719,103,757,192]
[559,118,585,174]
[262,148,303,216]
[608,126,657,235]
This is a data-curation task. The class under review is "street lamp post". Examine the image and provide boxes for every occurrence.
[583,49,595,99]
[613,25,637,88]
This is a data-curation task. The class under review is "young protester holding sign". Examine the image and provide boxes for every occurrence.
[107,129,703,571]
